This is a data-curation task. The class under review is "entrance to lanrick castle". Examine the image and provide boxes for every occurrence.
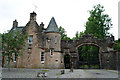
[78,45,100,69]
[62,34,117,70]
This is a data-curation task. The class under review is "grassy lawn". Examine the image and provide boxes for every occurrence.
[80,64,99,69]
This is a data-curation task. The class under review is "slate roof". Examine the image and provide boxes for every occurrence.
[12,26,24,32]
[45,17,59,33]
[15,26,24,31]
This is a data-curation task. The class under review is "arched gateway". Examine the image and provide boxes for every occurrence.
[61,34,117,69]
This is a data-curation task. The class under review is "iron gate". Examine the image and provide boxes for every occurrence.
[79,51,100,69]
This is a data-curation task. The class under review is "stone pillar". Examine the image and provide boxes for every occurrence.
[99,52,102,69]
[116,50,120,70]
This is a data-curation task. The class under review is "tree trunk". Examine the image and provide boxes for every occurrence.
[2,55,4,67]
[8,56,10,71]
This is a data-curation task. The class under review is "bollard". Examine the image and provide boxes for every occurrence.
[61,70,65,74]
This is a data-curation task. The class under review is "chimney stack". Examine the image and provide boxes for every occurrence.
[40,22,44,29]
[30,11,37,21]
[13,19,18,28]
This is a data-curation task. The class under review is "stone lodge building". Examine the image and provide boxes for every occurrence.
[3,12,118,69]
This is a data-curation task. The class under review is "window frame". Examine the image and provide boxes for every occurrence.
[50,49,53,56]
[14,53,17,62]
[41,52,45,63]
[28,35,33,44]
[54,36,57,44]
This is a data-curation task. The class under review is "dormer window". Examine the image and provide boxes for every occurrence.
[28,35,33,44]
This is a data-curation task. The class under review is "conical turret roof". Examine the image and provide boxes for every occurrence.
[45,17,59,33]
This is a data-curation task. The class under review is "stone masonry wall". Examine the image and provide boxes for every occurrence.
[45,32,61,51]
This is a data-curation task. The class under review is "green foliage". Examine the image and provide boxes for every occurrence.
[2,30,28,70]
[85,4,112,39]
[79,45,99,68]
[72,31,79,40]
[0,33,2,49]
[80,64,99,68]
[72,31,84,40]
[114,38,120,50]
[41,70,49,72]
[59,26,71,40]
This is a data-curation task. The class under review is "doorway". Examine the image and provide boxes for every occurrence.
[64,54,71,69]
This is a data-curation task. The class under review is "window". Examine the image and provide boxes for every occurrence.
[14,53,17,62]
[41,52,45,63]
[28,35,33,44]
[50,49,53,56]
[54,36,57,44]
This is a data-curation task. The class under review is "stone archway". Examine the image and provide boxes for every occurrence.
[76,43,100,69]
[74,34,115,69]
[61,34,115,69]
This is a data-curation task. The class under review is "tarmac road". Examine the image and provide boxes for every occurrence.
[1,68,118,78]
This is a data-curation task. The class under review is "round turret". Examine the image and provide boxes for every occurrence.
[45,17,61,51]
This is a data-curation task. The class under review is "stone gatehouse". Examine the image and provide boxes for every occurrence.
[3,12,117,69]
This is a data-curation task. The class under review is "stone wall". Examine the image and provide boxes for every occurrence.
[116,50,120,70]
[45,52,64,69]
[101,51,117,70]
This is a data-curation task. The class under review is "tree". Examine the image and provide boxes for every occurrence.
[2,30,28,70]
[114,38,120,50]
[0,33,2,49]
[72,31,84,40]
[0,33,2,65]
[85,4,112,39]
[59,26,71,40]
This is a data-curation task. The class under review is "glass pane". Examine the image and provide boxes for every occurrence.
[29,35,33,43]
[41,52,45,62]
[50,50,53,56]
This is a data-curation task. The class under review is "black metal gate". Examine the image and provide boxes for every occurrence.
[79,51,100,69]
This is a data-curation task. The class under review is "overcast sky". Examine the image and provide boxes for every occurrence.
[0,0,119,40]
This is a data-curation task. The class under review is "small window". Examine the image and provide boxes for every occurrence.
[41,52,45,63]
[54,36,57,44]
[28,35,33,44]
[14,53,17,62]
[50,49,53,56]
